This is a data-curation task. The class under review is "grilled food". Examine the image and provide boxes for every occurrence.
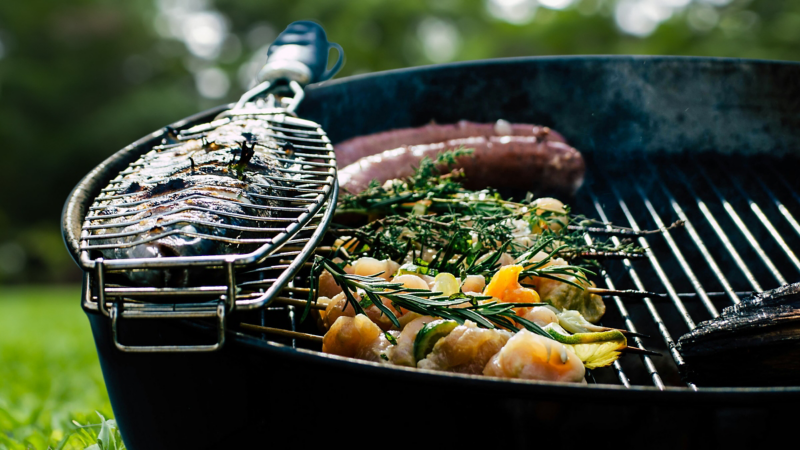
[311,128,644,383]
[317,263,626,382]
[334,119,567,166]
[418,320,513,374]
[677,282,800,386]
[90,118,289,287]
[337,120,585,195]
[484,329,587,383]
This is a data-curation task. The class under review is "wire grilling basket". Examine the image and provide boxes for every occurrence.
[71,21,340,352]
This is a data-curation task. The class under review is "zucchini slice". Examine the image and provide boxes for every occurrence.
[413,319,459,363]
[544,323,627,369]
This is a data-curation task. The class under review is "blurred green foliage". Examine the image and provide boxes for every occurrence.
[0,0,798,283]
[0,286,112,449]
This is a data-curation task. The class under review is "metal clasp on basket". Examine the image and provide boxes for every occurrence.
[109,300,226,353]
[83,257,238,353]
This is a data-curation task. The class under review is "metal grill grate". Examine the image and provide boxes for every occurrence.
[245,152,800,389]
[573,154,800,388]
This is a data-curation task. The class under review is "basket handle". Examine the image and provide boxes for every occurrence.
[110,301,227,353]
[257,20,345,86]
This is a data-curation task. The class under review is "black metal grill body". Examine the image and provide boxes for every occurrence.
[70,56,800,449]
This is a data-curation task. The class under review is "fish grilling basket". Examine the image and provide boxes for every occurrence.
[62,22,800,450]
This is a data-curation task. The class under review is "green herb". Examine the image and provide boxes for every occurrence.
[337,146,474,215]
[314,148,648,340]
[331,148,641,284]
[309,256,553,339]
[359,295,374,309]
[230,141,255,180]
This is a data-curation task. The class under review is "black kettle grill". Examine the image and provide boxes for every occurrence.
[62,21,800,450]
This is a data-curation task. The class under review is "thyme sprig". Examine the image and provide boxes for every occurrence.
[338,146,474,215]
[335,165,641,272]
[331,215,599,287]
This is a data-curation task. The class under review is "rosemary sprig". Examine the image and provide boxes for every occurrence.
[304,256,554,339]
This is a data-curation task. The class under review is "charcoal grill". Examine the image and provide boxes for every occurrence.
[63,38,800,449]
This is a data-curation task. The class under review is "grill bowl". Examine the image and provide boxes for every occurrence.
[66,56,800,449]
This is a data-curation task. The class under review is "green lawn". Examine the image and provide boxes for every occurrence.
[0,286,120,450]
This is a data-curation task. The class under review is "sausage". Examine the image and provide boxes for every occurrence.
[334,120,566,167]
[338,135,585,195]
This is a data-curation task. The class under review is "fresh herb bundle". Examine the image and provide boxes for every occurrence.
[337,146,474,215]
[304,149,645,334]
[332,149,639,279]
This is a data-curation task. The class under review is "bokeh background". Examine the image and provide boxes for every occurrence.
[1,0,799,448]
[2,0,800,285]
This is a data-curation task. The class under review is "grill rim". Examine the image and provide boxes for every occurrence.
[215,313,800,396]
[301,55,800,161]
[66,55,800,390]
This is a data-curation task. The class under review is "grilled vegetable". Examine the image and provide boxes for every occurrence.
[555,309,609,333]
[484,265,541,309]
[543,324,626,370]
[413,319,459,363]
[678,282,800,386]
[396,262,438,277]
[391,316,436,367]
[431,273,460,297]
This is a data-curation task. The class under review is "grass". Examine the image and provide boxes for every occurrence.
[0,285,121,450]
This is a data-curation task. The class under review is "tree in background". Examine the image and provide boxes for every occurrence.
[0,0,797,283]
